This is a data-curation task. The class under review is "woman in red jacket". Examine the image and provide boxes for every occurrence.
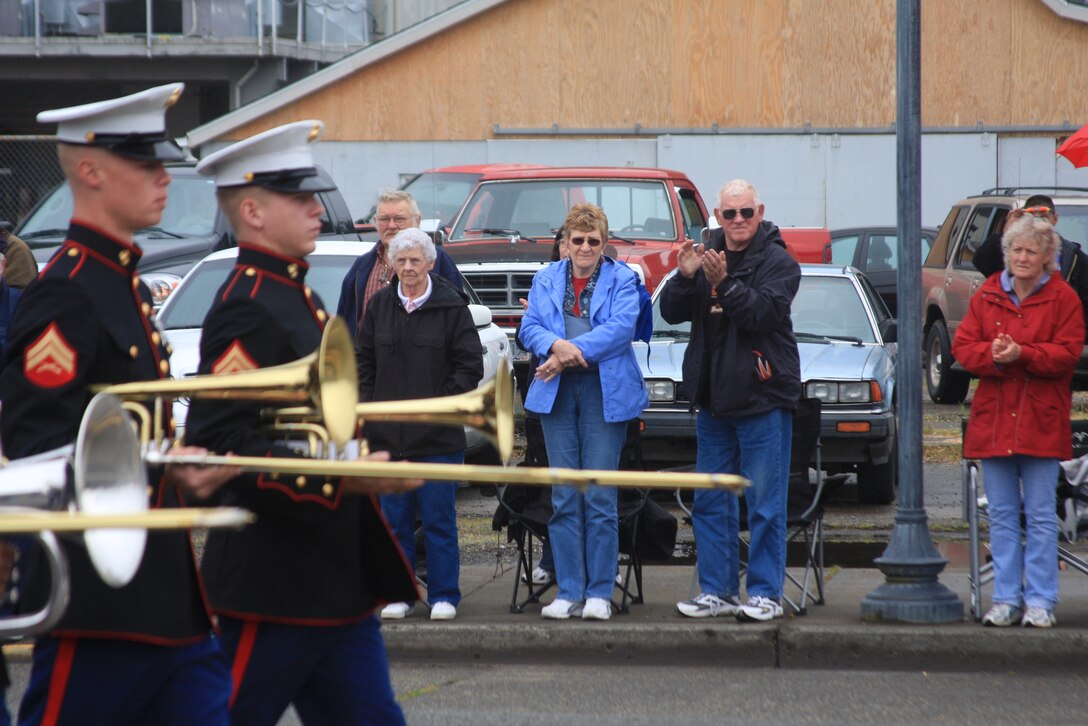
[953,215,1085,628]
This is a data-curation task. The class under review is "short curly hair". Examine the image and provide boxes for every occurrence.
[1001,215,1060,274]
[562,203,608,243]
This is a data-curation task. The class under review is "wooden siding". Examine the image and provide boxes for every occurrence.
[226,0,1088,142]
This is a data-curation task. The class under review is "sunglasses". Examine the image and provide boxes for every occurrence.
[569,235,603,247]
[720,207,756,220]
[1023,206,1052,216]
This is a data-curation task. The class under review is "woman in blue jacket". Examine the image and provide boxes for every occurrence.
[520,204,648,621]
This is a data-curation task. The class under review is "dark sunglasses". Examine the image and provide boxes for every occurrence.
[720,207,756,220]
[569,235,603,247]
[1023,206,1052,216]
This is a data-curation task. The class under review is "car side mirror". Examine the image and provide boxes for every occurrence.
[468,303,492,328]
[879,317,897,343]
[420,218,446,246]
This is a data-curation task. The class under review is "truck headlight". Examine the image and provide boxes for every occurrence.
[645,380,676,402]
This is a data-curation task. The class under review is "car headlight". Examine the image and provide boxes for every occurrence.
[645,380,676,402]
[805,380,881,403]
[141,272,183,308]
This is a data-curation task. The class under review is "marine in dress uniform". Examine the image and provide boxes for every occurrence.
[0,84,233,726]
[185,121,417,726]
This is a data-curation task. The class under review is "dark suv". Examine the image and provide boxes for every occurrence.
[921,187,1088,403]
[10,164,360,304]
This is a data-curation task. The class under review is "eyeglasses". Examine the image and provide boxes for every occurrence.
[376,215,413,226]
[720,207,756,220]
[1023,206,1053,216]
[569,235,603,247]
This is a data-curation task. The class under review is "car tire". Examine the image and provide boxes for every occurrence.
[924,320,970,404]
[857,448,897,505]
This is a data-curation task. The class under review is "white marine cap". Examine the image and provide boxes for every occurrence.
[194,120,335,193]
[36,83,185,161]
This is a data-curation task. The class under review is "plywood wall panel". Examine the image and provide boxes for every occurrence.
[224,0,1088,143]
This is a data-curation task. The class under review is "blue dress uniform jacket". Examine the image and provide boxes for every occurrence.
[185,245,417,623]
[0,221,213,642]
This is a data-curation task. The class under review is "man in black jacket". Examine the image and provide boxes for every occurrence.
[661,179,801,623]
[0,84,238,725]
[357,226,483,622]
[185,120,419,725]
[973,194,1088,339]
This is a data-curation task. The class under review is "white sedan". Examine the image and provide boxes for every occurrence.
[155,240,513,462]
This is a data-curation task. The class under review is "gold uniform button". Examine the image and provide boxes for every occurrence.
[151,332,161,345]
[132,277,140,289]
[323,483,335,497]
[67,248,79,257]
[159,360,169,374]
[296,476,307,489]
[316,310,328,322]
[245,267,257,277]
[119,250,131,267]
[141,302,151,316]
[287,263,299,279]
[304,287,313,299]
[129,345,138,359]
[166,344,173,355]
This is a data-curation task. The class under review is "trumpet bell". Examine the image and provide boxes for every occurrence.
[76,393,149,587]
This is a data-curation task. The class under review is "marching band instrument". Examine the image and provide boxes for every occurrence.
[0,394,253,637]
[270,364,516,464]
[97,316,358,449]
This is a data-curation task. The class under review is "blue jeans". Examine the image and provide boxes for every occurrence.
[541,370,627,602]
[981,456,1060,610]
[380,451,463,606]
[691,408,792,600]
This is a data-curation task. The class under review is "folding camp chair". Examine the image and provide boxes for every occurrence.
[963,455,1088,621]
[492,483,555,613]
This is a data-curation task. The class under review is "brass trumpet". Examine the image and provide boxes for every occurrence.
[97,316,358,449]
[270,364,516,463]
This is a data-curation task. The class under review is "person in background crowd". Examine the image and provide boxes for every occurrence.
[0,226,37,290]
[519,203,648,622]
[662,179,801,623]
[358,227,483,622]
[954,215,1084,628]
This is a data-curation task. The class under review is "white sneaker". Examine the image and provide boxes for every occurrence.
[380,601,414,620]
[541,598,583,619]
[981,603,1022,627]
[735,596,784,622]
[430,602,457,621]
[582,597,612,621]
[522,566,553,585]
[1021,606,1056,628]
[676,593,741,618]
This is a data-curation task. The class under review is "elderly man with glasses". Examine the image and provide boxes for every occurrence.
[337,189,462,339]
[661,179,801,623]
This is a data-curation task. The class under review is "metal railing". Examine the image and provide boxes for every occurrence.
[4,0,374,55]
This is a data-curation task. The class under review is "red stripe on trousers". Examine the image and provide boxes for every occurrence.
[229,621,259,708]
[42,638,77,726]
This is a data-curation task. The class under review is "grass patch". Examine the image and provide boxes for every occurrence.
[923,443,961,464]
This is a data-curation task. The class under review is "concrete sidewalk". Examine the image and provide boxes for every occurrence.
[381,562,1088,672]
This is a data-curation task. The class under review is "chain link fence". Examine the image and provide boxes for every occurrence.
[0,137,63,228]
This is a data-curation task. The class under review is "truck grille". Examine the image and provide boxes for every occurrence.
[462,271,537,309]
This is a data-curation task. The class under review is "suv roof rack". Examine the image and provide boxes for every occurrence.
[979,186,1088,196]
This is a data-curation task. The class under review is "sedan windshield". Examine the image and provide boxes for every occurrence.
[450,180,676,242]
[158,255,356,329]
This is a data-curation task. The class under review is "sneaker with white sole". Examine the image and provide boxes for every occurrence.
[676,593,742,618]
[736,596,784,622]
[430,602,457,621]
[981,603,1023,627]
[1021,606,1056,628]
[380,601,414,620]
[541,598,583,619]
[582,597,612,621]
[522,566,553,586]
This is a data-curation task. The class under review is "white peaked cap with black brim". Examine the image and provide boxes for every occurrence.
[194,120,335,193]
[37,83,186,162]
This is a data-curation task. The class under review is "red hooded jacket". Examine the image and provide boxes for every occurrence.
[953,273,1085,460]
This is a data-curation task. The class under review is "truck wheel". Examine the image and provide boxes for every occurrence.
[924,320,970,404]
[858,451,897,505]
